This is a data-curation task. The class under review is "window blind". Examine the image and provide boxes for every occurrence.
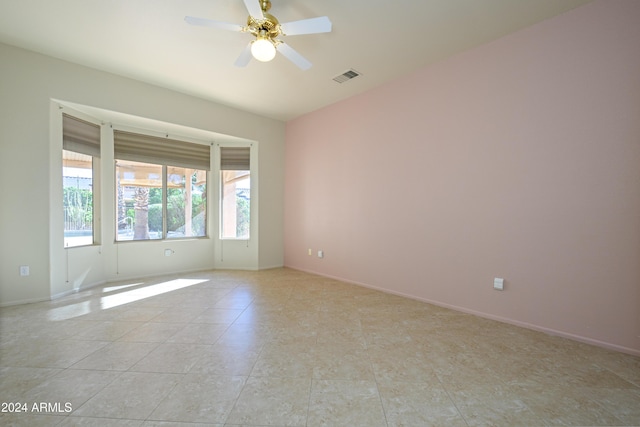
[114,130,211,170]
[220,147,250,170]
[63,114,100,157]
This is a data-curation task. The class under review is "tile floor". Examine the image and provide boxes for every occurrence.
[1,268,639,426]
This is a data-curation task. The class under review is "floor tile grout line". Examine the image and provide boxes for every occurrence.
[218,300,270,426]
[62,368,126,418]
[140,371,184,425]
[305,376,314,427]
[436,371,472,427]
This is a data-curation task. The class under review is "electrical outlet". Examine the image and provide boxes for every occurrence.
[164,249,173,257]
[317,250,324,258]
[19,265,30,276]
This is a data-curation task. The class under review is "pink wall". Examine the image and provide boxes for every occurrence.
[284,0,640,354]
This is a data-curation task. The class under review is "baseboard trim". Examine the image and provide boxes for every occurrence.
[0,296,50,307]
[286,266,640,357]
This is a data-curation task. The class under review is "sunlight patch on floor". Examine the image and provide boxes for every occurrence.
[100,279,207,309]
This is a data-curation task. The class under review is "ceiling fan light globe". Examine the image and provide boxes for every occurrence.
[251,38,277,62]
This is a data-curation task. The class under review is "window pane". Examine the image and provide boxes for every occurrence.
[167,167,207,239]
[221,170,250,239]
[116,160,163,241]
[63,150,93,247]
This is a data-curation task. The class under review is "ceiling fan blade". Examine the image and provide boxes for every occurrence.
[277,42,312,70]
[234,43,253,67]
[184,16,243,32]
[280,16,332,36]
[243,0,264,19]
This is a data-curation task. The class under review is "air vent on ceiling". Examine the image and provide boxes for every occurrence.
[333,69,361,83]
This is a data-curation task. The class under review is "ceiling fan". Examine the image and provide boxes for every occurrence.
[185,0,332,70]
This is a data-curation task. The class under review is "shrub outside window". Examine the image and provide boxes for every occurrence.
[168,167,207,238]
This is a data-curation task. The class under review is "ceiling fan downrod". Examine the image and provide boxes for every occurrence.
[259,1,272,13]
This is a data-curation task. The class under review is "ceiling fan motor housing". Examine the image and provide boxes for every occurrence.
[247,13,280,39]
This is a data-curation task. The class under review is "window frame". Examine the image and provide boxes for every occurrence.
[62,113,101,249]
[218,144,253,241]
[113,128,211,243]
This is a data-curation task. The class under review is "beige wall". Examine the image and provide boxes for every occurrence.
[0,42,285,305]
[285,0,640,354]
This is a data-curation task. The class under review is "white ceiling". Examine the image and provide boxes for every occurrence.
[0,0,592,122]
